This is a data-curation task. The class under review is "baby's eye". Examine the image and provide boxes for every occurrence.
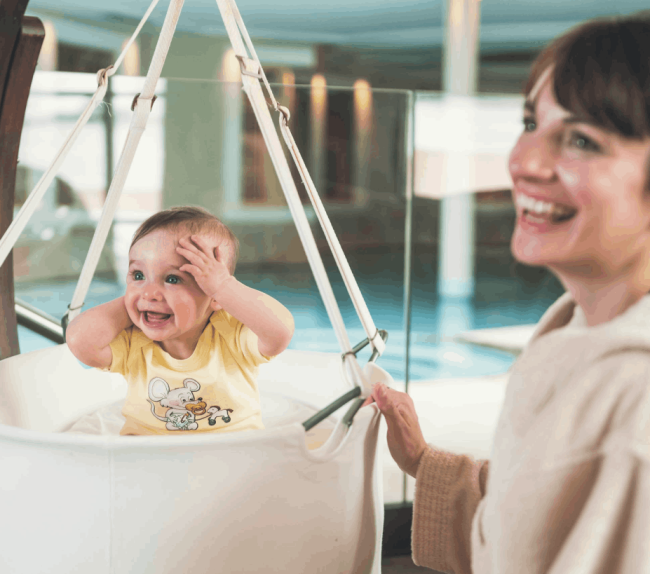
[131,270,144,281]
[166,275,181,284]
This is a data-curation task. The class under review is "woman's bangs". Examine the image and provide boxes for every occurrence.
[554,31,647,138]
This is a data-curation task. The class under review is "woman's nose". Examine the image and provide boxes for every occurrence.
[509,134,556,182]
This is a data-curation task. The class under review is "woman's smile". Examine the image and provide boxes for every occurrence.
[516,192,577,222]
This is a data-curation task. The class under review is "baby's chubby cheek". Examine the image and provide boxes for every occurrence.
[174,302,191,322]
[124,297,140,323]
[173,300,206,324]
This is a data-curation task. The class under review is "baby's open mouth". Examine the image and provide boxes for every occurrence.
[143,311,173,327]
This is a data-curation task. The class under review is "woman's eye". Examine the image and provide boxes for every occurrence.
[166,275,180,284]
[131,271,144,281]
[566,131,601,153]
[522,117,536,133]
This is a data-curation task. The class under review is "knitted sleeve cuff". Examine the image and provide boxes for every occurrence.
[412,447,486,574]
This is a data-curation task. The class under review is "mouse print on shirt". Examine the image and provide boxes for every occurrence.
[147,377,233,431]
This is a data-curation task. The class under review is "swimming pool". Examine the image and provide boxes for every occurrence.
[14,256,564,382]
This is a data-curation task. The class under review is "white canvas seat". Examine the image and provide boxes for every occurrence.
[0,344,384,574]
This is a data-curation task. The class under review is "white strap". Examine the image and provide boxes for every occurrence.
[219,0,385,358]
[215,0,378,393]
[277,116,386,356]
[242,55,369,394]
[68,0,185,322]
[0,0,162,272]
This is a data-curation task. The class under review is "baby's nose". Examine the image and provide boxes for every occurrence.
[143,285,163,300]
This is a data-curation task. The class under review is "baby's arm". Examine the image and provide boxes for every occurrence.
[212,278,294,357]
[177,235,294,357]
[66,296,133,369]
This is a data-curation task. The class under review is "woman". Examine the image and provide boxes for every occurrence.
[365,13,650,574]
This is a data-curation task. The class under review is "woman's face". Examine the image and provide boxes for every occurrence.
[508,75,650,281]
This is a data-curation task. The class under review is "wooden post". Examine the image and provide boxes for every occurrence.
[0,0,44,359]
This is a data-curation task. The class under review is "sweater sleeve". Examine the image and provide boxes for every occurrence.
[412,447,489,573]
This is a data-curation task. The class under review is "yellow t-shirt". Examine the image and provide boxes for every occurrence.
[108,310,270,436]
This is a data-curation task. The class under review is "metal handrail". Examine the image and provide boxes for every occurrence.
[15,298,64,344]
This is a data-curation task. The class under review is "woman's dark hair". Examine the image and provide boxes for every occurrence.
[130,205,240,274]
[525,11,650,140]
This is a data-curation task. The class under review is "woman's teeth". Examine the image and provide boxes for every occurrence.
[518,194,577,223]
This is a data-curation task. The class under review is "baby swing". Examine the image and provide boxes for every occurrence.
[0,1,393,572]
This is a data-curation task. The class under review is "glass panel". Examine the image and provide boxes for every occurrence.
[13,71,414,502]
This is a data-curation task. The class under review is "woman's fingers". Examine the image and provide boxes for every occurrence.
[361,394,376,408]
[369,382,428,478]
[374,384,407,420]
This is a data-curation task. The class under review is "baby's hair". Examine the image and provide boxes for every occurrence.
[130,206,239,274]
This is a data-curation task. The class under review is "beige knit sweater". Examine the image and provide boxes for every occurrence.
[412,292,650,573]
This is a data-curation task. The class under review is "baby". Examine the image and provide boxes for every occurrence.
[66,206,295,435]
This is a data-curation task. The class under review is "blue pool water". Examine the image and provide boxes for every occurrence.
[15,260,563,382]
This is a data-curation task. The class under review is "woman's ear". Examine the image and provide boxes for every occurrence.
[210,298,223,312]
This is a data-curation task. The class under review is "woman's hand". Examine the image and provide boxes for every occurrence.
[363,382,428,478]
[176,235,233,301]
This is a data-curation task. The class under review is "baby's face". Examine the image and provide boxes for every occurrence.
[125,228,218,349]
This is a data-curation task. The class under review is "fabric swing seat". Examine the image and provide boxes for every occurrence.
[0,344,384,574]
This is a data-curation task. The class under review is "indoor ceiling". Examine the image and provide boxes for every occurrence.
[26,0,650,51]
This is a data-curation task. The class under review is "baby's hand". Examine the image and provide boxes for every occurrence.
[176,235,232,300]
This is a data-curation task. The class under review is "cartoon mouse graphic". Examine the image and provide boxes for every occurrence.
[148,377,234,431]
